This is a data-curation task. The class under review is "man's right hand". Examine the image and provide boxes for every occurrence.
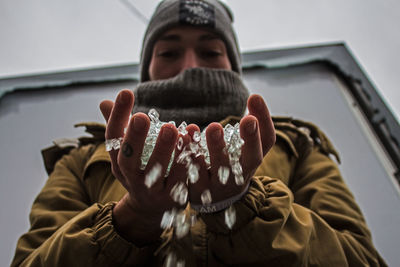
[100,89,189,246]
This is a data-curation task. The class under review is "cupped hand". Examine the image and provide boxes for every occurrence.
[100,89,191,245]
[186,94,276,207]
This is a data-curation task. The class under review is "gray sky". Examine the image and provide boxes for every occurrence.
[1,0,399,121]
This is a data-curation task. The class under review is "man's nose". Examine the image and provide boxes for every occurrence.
[181,49,200,71]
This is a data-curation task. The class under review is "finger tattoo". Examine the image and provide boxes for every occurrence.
[122,143,133,157]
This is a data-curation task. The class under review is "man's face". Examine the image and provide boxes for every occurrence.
[148,26,232,81]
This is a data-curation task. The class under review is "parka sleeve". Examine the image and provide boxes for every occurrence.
[11,146,157,267]
[201,145,387,266]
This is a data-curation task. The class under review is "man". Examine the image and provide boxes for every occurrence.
[12,0,386,266]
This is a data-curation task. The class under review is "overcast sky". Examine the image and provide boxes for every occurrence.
[1,0,399,121]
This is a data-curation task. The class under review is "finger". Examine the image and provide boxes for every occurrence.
[106,89,134,139]
[186,124,201,139]
[105,90,134,181]
[186,151,210,204]
[247,94,276,155]
[206,123,229,169]
[99,100,114,122]
[240,115,263,176]
[118,113,150,185]
[205,123,237,191]
[145,123,178,185]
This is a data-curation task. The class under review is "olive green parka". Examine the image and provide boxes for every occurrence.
[11,117,387,266]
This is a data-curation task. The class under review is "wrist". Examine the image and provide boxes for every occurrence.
[191,182,251,214]
[112,194,163,246]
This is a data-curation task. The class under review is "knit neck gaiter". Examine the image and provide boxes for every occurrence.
[132,68,249,129]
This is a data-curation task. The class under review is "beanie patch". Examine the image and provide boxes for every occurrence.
[179,0,215,27]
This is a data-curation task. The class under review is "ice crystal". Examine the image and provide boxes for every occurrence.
[161,209,191,240]
[218,166,230,185]
[144,163,162,188]
[160,208,177,229]
[177,149,191,166]
[190,214,197,226]
[141,109,177,174]
[105,137,123,151]
[136,109,246,237]
[177,136,184,150]
[170,182,188,205]
[225,205,236,229]
[148,108,159,122]
[224,124,235,142]
[231,161,244,185]
[178,121,188,135]
[193,131,201,142]
[201,189,212,205]
[165,252,177,267]
[188,163,200,184]
[175,212,190,239]
[235,174,245,186]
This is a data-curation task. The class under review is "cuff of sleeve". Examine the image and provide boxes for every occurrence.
[93,202,160,265]
[200,177,267,234]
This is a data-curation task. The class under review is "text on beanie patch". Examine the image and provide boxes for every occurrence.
[179,0,215,27]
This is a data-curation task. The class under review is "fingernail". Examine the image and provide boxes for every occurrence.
[246,120,257,134]
[117,93,126,104]
[212,128,222,141]
[253,96,264,111]
[133,116,146,131]
[118,90,131,104]
[162,126,174,141]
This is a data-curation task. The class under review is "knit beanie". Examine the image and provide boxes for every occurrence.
[139,0,241,82]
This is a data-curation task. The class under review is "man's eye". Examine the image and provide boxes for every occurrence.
[157,50,178,58]
[201,50,222,58]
